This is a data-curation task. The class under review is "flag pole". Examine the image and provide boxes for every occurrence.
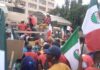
[78,36,85,70]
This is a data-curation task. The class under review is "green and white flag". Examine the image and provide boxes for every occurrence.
[0,8,6,70]
[61,27,81,70]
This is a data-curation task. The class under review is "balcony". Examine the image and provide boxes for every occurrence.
[28,3,37,10]
[39,0,46,5]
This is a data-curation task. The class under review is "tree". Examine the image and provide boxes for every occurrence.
[48,0,88,30]
[70,0,77,9]
[65,0,70,11]
[78,0,82,5]
[68,5,88,29]
[49,6,68,19]
[49,6,61,16]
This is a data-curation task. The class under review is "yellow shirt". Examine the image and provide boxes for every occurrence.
[48,63,71,70]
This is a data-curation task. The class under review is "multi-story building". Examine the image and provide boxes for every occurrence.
[0,0,55,23]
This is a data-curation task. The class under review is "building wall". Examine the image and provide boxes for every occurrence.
[0,0,55,23]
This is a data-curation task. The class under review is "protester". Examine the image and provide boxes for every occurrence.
[28,15,37,30]
[44,15,51,25]
[38,43,50,66]
[59,54,71,69]
[24,51,38,61]
[20,56,37,70]
[82,54,94,70]
[47,36,54,47]
[45,45,71,70]
[18,21,27,31]
[33,40,41,52]
[52,39,61,48]
[93,51,100,69]
[23,41,29,53]
[12,58,22,70]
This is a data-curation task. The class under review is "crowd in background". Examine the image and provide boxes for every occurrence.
[6,14,100,70]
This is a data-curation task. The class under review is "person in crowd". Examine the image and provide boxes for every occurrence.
[38,43,50,70]
[52,39,61,48]
[18,21,27,31]
[28,15,37,30]
[20,56,38,70]
[12,58,22,70]
[44,45,71,70]
[81,52,100,70]
[33,40,41,52]
[38,43,50,65]
[93,51,100,69]
[82,54,94,70]
[47,37,54,47]
[23,41,29,53]
[44,15,51,25]
[23,45,38,61]
[59,54,71,69]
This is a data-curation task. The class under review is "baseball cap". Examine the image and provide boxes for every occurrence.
[21,56,37,70]
[45,45,61,58]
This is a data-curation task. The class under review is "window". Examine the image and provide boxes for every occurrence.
[28,10,34,15]
[28,3,37,9]
[48,2,54,8]
[13,7,25,13]
[39,0,46,5]
[39,6,46,11]
[31,0,37,2]
[51,0,54,1]
[19,1,26,6]
[7,0,13,3]
[0,0,4,1]
[7,6,13,11]
[0,0,5,2]
[7,6,25,13]
[48,8,52,11]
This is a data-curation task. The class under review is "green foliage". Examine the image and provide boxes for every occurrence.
[69,5,88,29]
[49,6,69,19]
[78,0,82,5]
[49,6,61,16]
[48,0,88,30]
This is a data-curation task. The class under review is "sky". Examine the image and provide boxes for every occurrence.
[55,0,100,7]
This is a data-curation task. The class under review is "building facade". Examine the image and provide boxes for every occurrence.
[0,0,55,23]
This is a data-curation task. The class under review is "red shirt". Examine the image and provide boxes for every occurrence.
[59,55,71,68]
[82,54,94,67]
[18,23,27,31]
[85,67,99,70]
[38,54,46,65]
[25,52,38,60]
[44,17,51,24]
[29,16,37,26]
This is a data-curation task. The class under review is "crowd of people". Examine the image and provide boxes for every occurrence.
[8,14,100,70]
[13,38,71,70]
[12,36,100,70]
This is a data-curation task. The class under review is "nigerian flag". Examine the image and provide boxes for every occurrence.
[61,27,81,70]
[0,9,6,70]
